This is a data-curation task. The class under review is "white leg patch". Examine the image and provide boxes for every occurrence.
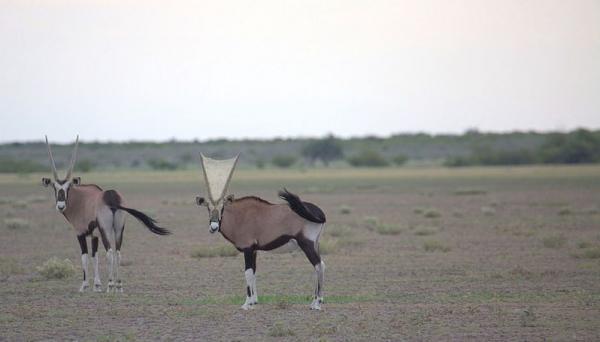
[79,254,89,292]
[92,254,102,292]
[106,249,114,293]
[242,269,255,310]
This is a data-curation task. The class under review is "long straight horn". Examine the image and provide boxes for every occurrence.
[45,135,59,180]
[65,135,79,180]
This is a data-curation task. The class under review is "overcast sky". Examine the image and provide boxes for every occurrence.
[1,0,599,143]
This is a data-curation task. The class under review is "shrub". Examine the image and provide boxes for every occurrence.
[255,159,265,169]
[414,227,437,236]
[268,322,295,337]
[0,157,46,173]
[339,205,352,214]
[147,159,178,170]
[301,134,344,166]
[319,238,339,255]
[327,225,352,237]
[271,155,297,168]
[75,159,95,172]
[557,207,572,216]
[363,216,380,230]
[454,189,487,195]
[423,240,451,252]
[37,257,76,279]
[542,235,566,248]
[4,218,29,230]
[392,154,408,166]
[424,209,441,218]
[375,223,402,235]
[191,245,239,258]
[347,150,389,167]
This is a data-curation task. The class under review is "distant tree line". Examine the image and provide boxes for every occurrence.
[444,129,600,166]
[1,129,599,173]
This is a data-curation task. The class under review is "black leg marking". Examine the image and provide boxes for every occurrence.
[77,234,88,281]
[297,238,321,266]
[77,234,88,255]
[91,236,99,257]
[98,226,111,251]
[251,250,257,273]
[247,286,252,297]
[243,248,254,271]
[116,224,124,251]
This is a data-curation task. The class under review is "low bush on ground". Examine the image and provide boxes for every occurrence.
[542,235,566,248]
[339,205,352,214]
[37,257,75,280]
[268,322,295,337]
[375,223,402,235]
[191,245,239,258]
[423,240,451,252]
[4,218,29,230]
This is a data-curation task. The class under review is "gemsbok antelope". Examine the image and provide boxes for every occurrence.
[41,136,170,293]
[195,154,327,310]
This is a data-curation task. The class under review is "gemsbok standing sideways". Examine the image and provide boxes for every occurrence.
[195,154,327,310]
[41,136,170,292]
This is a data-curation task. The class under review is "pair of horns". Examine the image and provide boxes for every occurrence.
[45,135,79,181]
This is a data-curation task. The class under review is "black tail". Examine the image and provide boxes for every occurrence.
[278,188,326,224]
[117,205,171,235]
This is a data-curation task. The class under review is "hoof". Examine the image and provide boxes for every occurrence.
[310,298,323,310]
[79,284,89,292]
[106,282,115,293]
[241,303,254,310]
[93,284,103,292]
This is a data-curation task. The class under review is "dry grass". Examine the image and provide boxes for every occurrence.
[339,205,352,214]
[542,235,566,249]
[36,257,75,280]
[267,322,295,337]
[423,209,441,218]
[414,227,437,236]
[326,224,353,237]
[423,240,451,252]
[190,245,239,258]
[481,206,496,216]
[4,218,29,230]
[453,188,487,195]
[375,223,402,235]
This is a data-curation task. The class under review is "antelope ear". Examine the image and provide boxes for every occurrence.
[72,177,81,185]
[195,196,205,206]
[42,178,51,187]
[225,194,235,203]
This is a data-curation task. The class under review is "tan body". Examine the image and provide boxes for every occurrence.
[219,198,311,250]
[62,185,123,236]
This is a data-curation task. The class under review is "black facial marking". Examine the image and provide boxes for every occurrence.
[57,189,66,201]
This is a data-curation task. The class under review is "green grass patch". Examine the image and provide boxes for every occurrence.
[453,188,487,195]
[423,240,451,252]
[319,238,339,255]
[197,293,379,305]
[191,245,239,258]
[36,257,75,280]
[542,234,566,249]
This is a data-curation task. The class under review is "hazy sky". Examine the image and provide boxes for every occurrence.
[1,0,599,143]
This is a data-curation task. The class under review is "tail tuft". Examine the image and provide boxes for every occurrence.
[117,206,171,235]
[278,188,326,224]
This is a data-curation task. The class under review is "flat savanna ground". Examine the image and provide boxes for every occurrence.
[1,166,600,341]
